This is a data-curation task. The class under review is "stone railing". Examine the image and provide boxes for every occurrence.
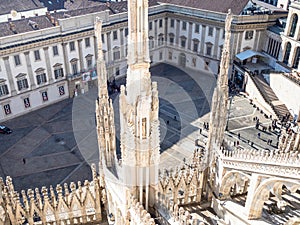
[282,72,300,86]
[128,196,156,225]
[154,195,204,225]
[221,149,300,179]
[0,164,105,225]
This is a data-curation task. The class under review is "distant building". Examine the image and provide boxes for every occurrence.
[0,0,288,122]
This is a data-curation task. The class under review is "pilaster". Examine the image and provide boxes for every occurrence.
[120,28,124,59]
[24,51,36,89]
[200,25,206,55]
[3,56,16,95]
[175,20,180,46]
[77,39,84,72]
[213,28,220,58]
[106,32,112,62]
[187,22,193,50]
[43,47,54,83]
[62,43,70,76]
[245,173,261,214]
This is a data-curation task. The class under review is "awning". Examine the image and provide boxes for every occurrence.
[235,50,265,61]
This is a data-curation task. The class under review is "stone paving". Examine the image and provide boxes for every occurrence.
[0,63,278,192]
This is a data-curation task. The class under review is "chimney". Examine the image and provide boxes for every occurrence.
[9,22,17,34]
[63,13,71,18]
[28,20,39,29]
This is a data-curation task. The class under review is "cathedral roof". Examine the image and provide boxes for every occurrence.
[158,0,250,15]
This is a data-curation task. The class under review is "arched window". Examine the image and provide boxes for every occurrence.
[283,42,291,64]
[289,14,298,37]
[158,33,164,46]
[149,36,154,49]
[292,47,300,69]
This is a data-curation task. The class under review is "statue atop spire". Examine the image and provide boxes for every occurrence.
[201,10,232,199]
[95,17,108,99]
[95,17,116,171]
[127,0,150,65]
[205,9,232,168]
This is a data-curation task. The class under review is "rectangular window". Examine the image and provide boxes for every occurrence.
[72,63,78,75]
[58,86,65,96]
[195,24,200,33]
[54,68,64,79]
[3,104,11,115]
[87,58,92,68]
[42,91,48,101]
[159,19,163,28]
[169,36,174,45]
[125,28,128,37]
[85,38,90,47]
[36,73,47,85]
[113,50,120,60]
[34,50,41,61]
[159,52,163,60]
[24,97,30,108]
[182,21,187,30]
[149,22,152,30]
[181,39,186,48]
[17,79,29,91]
[115,67,120,76]
[170,19,175,28]
[0,84,9,97]
[208,27,213,36]
[193,43,198,52]
[113,31,118,40]
[53,46,59,56]
[69,41,75,51]
[14,55,21,66]
[101,34,105,43]
[206,45,212,56]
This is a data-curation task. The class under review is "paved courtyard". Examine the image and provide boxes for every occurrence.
[0,63,278,191]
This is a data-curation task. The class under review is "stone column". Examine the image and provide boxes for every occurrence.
[213,28,220,58]
[77,39,84,72]
[200,25,206,55]
[245,174,261,216]
[3,56,16,95]
[187,22,193,50]
[62,43,70,76]
[43,47,54,83]
[24,51,36,88]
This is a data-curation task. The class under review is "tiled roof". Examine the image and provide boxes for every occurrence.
[158,0,250,14]
[0,16,54,38]
[0,0,44,16]
[63,0,159,14]
[39,0,64,11]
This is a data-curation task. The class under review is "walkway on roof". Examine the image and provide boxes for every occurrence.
[236,50,266,61]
